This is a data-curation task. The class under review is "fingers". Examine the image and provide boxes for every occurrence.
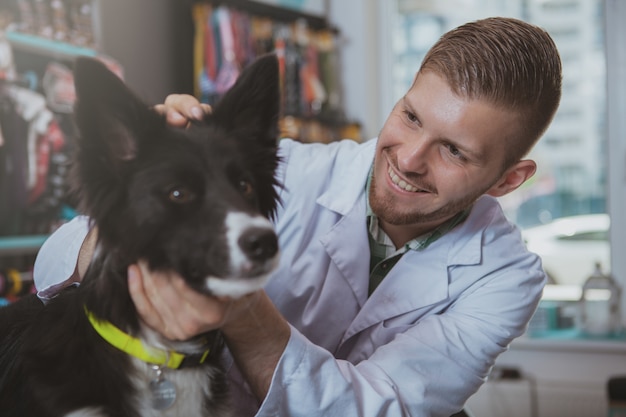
[136,261,194,340]
[167,274,230,336]
[154,94,212,127]
[127,262,232,341]
[128,262,183,339]
[128,263,167,335]
[153,104,188,127]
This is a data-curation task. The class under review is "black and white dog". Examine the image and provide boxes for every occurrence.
[0,54,282,416]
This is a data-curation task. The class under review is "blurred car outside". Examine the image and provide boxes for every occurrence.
[522,213,610,287]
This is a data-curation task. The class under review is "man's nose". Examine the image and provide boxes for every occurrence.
[396,136,431,174]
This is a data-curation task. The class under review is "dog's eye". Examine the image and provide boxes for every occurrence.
[238,180,254,198]
[167,186,196,204]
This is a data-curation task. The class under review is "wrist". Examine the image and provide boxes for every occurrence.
[221,291,290,400]
[77,227,98,279]
[223,292,290,349]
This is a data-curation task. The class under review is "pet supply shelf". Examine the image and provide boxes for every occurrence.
[198,0,333,31]
[0,235,49,256]
[6,30,98,61]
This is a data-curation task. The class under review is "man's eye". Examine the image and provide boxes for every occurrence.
[167,186,196,204]
[403,110,418,123]
[445,144,466,160]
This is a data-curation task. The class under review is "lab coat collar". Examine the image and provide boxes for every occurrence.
[342,220,484,341]
[330,190,486,343]
[316,139,377,307]
[315,139,377,215]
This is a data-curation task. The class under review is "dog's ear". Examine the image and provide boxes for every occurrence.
[71,57,164,224]
[210,54,280,144]
[73,57,161,166]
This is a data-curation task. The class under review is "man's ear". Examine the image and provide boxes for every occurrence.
[486,160,537,197]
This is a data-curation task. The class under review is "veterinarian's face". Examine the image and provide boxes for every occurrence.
[371,70,520,232]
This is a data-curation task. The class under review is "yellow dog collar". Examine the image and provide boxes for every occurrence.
[84,306,210,369]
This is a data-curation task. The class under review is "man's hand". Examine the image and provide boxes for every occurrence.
[127,263,291,401]
[127,262,258,340]
[154,94,212,127]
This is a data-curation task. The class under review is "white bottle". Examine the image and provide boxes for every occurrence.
[579,263,622,337]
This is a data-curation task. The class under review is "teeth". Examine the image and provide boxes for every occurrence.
[388,167,420,192]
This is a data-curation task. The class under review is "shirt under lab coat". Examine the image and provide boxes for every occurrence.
[34,138,546,417]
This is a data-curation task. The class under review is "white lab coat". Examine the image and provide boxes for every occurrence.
[33,138,545,417]
[246,138,545,416]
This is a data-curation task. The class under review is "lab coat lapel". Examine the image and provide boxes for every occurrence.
[318,197,371,307]
[316,140,376,309]
[340,217,484,343]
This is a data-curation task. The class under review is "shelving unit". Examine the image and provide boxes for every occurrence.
[188,0,359,142]
[0,3,100,270]
[1,32,88,262]
[5,29,97,60]
[0,235,49,257]
[199,0,331,30]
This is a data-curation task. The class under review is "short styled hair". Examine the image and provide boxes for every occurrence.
[419,17,562,168]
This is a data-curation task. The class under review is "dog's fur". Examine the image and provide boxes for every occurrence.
[0,54,281,416]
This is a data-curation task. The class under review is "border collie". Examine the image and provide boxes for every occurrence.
[0,54,281,416]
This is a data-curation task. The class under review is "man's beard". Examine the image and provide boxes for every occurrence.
[368,169,481,226]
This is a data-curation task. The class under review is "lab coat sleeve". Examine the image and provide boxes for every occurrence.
[257,323,448,417]
[272,325,436,416]
[33,215,91,301]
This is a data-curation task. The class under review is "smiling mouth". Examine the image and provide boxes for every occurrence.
[387,166,423,193]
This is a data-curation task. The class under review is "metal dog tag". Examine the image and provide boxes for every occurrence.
[149,365,177,410]
[150,378,177,410]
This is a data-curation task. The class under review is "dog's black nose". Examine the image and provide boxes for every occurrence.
[238,228,278,262]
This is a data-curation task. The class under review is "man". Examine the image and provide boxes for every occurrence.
[35,17,561,416]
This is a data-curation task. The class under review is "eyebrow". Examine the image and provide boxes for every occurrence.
[401,96,488,164]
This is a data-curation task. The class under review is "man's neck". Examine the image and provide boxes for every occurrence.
[379,218,450,250]
[378,206,475,250]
